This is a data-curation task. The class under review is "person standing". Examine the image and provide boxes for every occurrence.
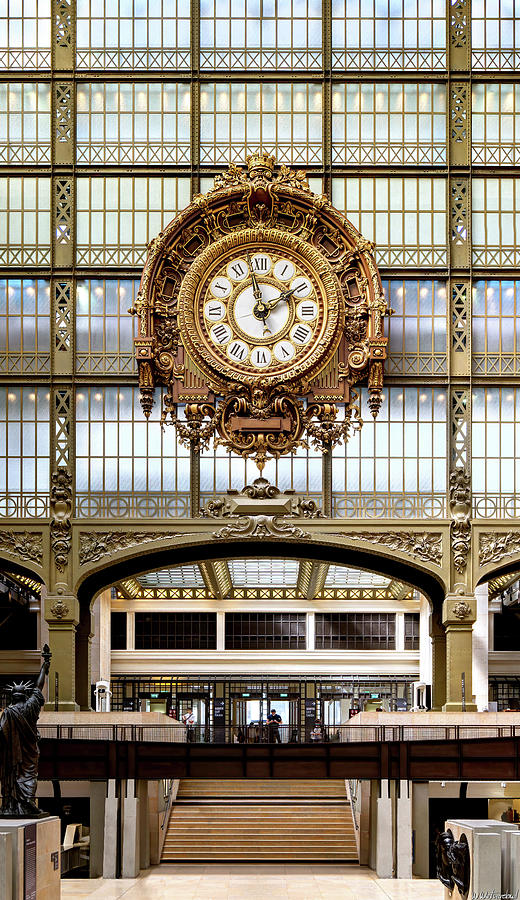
[267,708,282,743]
[182,708,195,742]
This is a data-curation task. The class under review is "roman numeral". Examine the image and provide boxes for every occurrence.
[207,304,222,318]
[301,304,314,317]
[212,324,229,343]
[252,256,269,271]
[213,281,228,294]
[229,342,247,360]
[254,351,268,364]
[280,345,290,357]
[231,263,245,278]
[293,325,310,343]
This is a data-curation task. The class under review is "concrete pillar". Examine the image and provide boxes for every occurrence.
[98,590,112,682]
[137,780,150,871]
[443,593,478,711]
[412,782,430,878]
[430,609,446,710]
[44,593,80,711]
[216,612,225,650]
[90,781,107,878]
[473,582,489,710]
[396,781,412,878]
[148,781,161,866]
[376,779,393,878]
[358,781,371,866]
[121,780,140,878]
[307,612,315,650]
[510,830,520,897]
[103,780,119,879]
[0,831,12,900]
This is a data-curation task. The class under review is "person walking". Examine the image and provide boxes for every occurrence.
[267,708,282,743]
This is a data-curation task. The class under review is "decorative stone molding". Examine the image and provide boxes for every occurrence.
[449,468,471,574]
[479,532,520,567]
[329,531,443,566]
[213,515,310,541]
[79,531,180,565]
[0,531,43,565]
[451,600,472,620]
[50,599,70,619]
[201,478,322,519]
[50,467,73,573]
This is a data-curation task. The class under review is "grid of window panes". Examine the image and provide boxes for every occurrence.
[0,386,50,519]
[225,613,306,649]
[1,0,520,529]
[0,279,50,374]
[315,613,396,650]
[135,613,217,650]
[75,279,139,375]
[472,387,520,518]
[404,613,420,650]
[331,387,448,518]
[472,280,520,375]
[75,387,191,518]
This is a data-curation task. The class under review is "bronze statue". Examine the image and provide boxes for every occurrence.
[435,828,455,890]
[435,827,471,898]
[0,645,51,818]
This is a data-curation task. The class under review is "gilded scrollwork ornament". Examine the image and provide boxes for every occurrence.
[449,467,471,574]
[133,152,389,472]
[50,467,73,573]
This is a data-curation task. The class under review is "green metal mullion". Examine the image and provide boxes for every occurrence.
[190,0,201,198]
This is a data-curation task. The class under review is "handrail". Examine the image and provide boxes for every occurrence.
[37,723,520,744]
[161,780,175,831]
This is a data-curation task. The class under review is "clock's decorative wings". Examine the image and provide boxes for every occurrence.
[131,153,390,473]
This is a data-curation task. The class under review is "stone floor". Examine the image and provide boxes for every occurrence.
[61,865,443,900]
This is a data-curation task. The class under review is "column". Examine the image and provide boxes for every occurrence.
[430,608,447,710]
[75,603,93,710]
[443,593,478,711]
[90,781,107,878]
[396,781,412,879]
[419,596,432,692]
[121,780,140,878]
[127,612,135,650]
[44,592,80,711]
[376,780,393,878]
[395,613,405,651]
[307,612,315,650]
[216,611,225,650]
[98,590,112,682]
[103,780,120,879]
[473,582,489,711]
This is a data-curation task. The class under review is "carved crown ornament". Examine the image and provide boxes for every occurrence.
[132,152,390,472]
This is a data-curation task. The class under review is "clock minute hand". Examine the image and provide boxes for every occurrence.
[246,252,263,301]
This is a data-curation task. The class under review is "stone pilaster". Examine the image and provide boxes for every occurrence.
[44,591,79,711]
[443,593,477,711]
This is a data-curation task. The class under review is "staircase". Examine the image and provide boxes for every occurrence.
[161,779,358,861]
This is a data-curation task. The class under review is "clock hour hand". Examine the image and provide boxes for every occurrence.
[246,252,263,302]
[267,285,299,310]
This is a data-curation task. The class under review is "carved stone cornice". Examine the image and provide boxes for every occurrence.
[50,467,73,573]
[79,531,181,565]
[449,468,471,574]
[479,532,520,567]
[0,531,43,565]
[328,531,443,566]
[213,515,310,541]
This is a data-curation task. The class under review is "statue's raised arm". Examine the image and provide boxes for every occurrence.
[0,643,52,818]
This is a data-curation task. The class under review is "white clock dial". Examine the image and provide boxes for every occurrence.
[204,299,226,322]
[210,276,232,298]
[210,322,232,345]
[273,258,295,282]
[297,299,318,321]
[226,258,248,282]
[227,338,249,362]
[290,276,313,299]
[251,346,272,368]
[273,340,296,362]
[233,283,289,339]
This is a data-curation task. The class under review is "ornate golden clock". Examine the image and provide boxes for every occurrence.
[132,153,389,472]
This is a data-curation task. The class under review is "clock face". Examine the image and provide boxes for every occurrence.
[177,230,343,388]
